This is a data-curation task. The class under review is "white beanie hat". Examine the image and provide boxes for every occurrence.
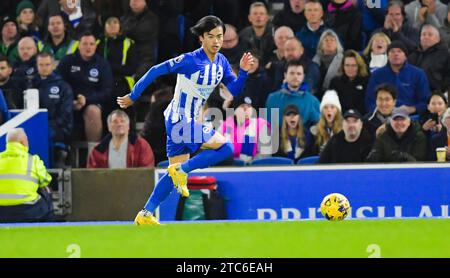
[320,90,342,112]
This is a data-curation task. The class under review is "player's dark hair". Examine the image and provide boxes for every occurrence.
[284,59,307,73]
[190,15,225,37]
[375,83,397,100]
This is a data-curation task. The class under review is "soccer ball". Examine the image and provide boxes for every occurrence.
[320,193,350,221]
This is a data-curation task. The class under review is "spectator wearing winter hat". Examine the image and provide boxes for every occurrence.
[365,40,430,115]
[429,107,450,161]
[319,109,373,164]
[266,59,320,129]
[366,107,427,162]
[16,0,42,40]
[0,16,20,63]
[309,89,343,155]
[274,104,314,163]
[220,97,271,164]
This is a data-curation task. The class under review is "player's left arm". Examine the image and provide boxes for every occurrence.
[118,54,190,108]
[222,52,254,97]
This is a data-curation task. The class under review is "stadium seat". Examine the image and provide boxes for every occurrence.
[69,141,88,168]
[250,157,294,166]
[297,156,320,165]
[233,159,246,166]
[157,160,170,167]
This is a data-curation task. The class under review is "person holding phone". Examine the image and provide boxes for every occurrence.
[419,92,448,138]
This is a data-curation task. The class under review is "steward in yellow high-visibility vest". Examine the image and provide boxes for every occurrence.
[37,14,79,65]
[0,128,54,223]
[97,17,138,108]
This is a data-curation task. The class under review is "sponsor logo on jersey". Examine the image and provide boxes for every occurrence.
[71,66,81,72]
[169,54,185,67]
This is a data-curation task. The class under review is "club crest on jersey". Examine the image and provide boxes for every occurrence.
[169,54,184,67]
[50,86,60,94]
[26,67,34,75]
[202,125,212,134]
[88,68,99,82]
[90,68,99,77]
[216,67,223,81]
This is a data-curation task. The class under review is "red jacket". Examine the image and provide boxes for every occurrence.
[87,133,155,168]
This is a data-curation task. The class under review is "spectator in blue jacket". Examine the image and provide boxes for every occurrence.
[57,31,113,156]
[266,60,320,129]
[0,88,10,124]
[35,52,73,168]
[296,0,326,60]
[365,40,430,115]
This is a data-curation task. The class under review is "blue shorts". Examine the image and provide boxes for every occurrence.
[165,117,215,158]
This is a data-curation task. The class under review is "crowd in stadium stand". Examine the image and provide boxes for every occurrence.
[1,0,450,168]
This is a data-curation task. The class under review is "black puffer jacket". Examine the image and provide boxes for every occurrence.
[272,0,306,32]
[121,7,159,79]
[318,127,373,164]
[408,41,450,92]
[325,0,362,50]
[366,121,427,162]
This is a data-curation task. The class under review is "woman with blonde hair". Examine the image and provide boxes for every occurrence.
[312,29,344,98]
[362,32,391,73]
[330,50,369,114]
[275,105,312,162]
[310,90,343,155]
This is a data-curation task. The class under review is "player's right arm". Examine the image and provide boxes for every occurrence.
[117,54,189,108]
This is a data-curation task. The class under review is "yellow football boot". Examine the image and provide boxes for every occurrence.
[134,210,161,225]
[167,163,189,197]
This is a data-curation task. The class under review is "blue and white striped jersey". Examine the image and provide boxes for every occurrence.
[129,47,248,123]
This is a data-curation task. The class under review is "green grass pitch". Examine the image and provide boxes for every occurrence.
[1,218,449,258]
